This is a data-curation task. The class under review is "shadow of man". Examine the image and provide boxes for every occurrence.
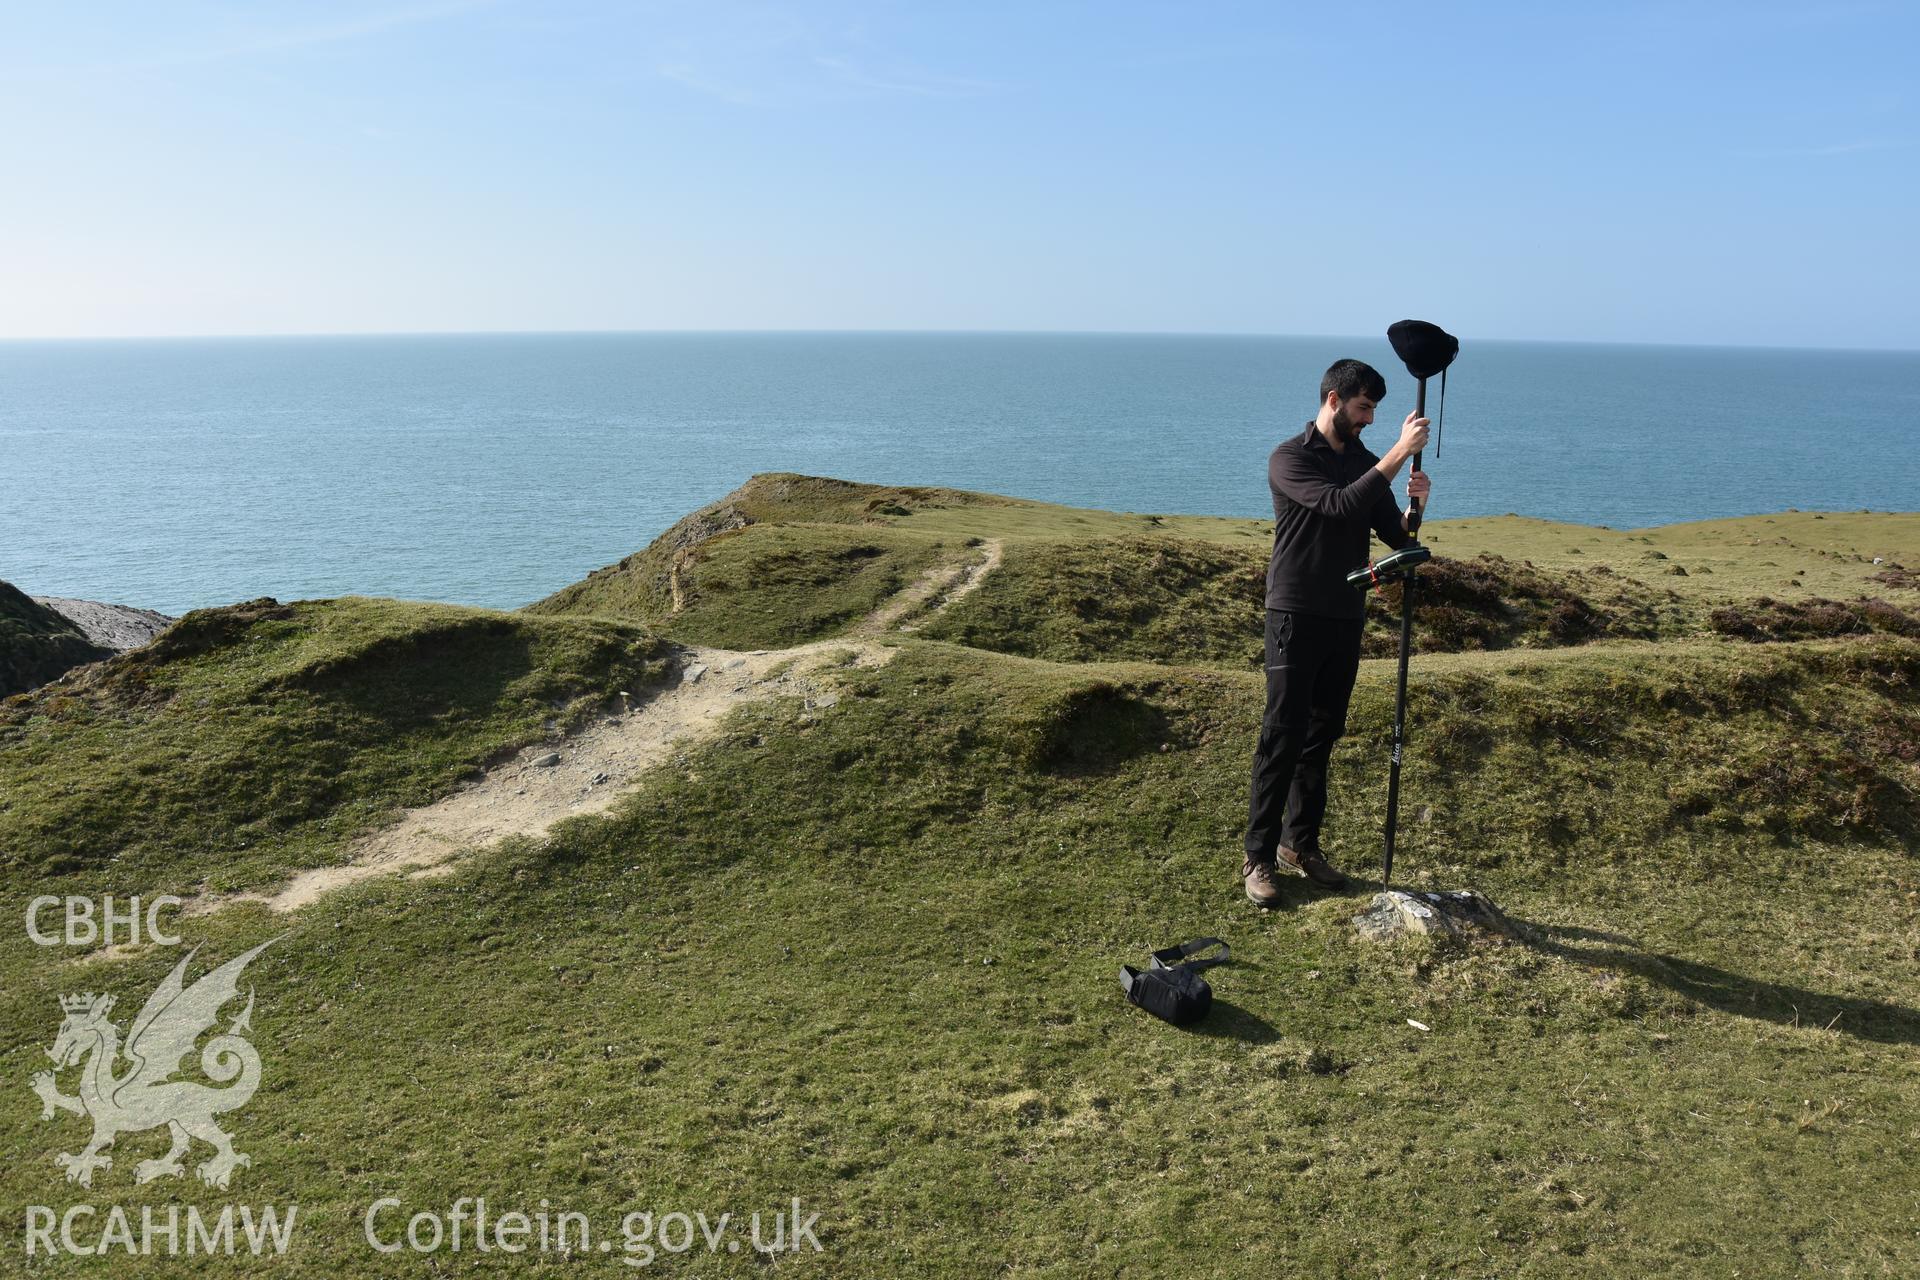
[1513,918,1920,1047]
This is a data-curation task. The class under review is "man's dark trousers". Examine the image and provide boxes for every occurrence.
[1245,608,1364,864]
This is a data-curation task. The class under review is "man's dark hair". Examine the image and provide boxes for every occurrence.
[1320,359,1386,405]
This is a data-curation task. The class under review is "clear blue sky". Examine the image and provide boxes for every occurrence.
[3,1,1914,347]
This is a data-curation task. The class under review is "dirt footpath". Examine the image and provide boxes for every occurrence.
[195,539,1003,915]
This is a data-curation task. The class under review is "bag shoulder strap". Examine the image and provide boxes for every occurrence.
[1149,936,1230,972]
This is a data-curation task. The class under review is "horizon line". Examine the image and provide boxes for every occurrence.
[0,325,1914,356]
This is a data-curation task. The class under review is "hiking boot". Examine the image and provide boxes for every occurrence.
[1278,844,1350,890]
[1243,858,1286,909]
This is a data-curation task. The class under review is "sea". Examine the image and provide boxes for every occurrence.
[4,332,1916,617]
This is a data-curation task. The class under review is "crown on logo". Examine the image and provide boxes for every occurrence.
[60,992,111,1015]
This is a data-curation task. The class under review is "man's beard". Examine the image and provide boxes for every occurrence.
[1330,404,1363,446]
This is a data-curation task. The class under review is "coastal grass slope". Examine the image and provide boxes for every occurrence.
[0,476,1916,1277]
[0,596,670,892]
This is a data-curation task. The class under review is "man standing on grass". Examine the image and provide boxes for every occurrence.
[1243,359,1431,907]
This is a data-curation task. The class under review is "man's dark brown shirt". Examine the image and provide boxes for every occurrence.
[1264,422,1412,620]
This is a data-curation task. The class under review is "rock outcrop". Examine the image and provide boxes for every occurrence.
[32,596,174,651]
[1353,889,1513,942]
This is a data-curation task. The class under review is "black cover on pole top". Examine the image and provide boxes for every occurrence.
[1387,320,1460,380]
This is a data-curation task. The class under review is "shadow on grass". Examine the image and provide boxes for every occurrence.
[1516,919,1920,1047]
[1186,998,1282,1044]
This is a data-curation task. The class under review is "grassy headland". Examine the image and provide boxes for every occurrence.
[1,475,1916,1277]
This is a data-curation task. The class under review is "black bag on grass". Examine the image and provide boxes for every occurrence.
[1120,937,1231,1026]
